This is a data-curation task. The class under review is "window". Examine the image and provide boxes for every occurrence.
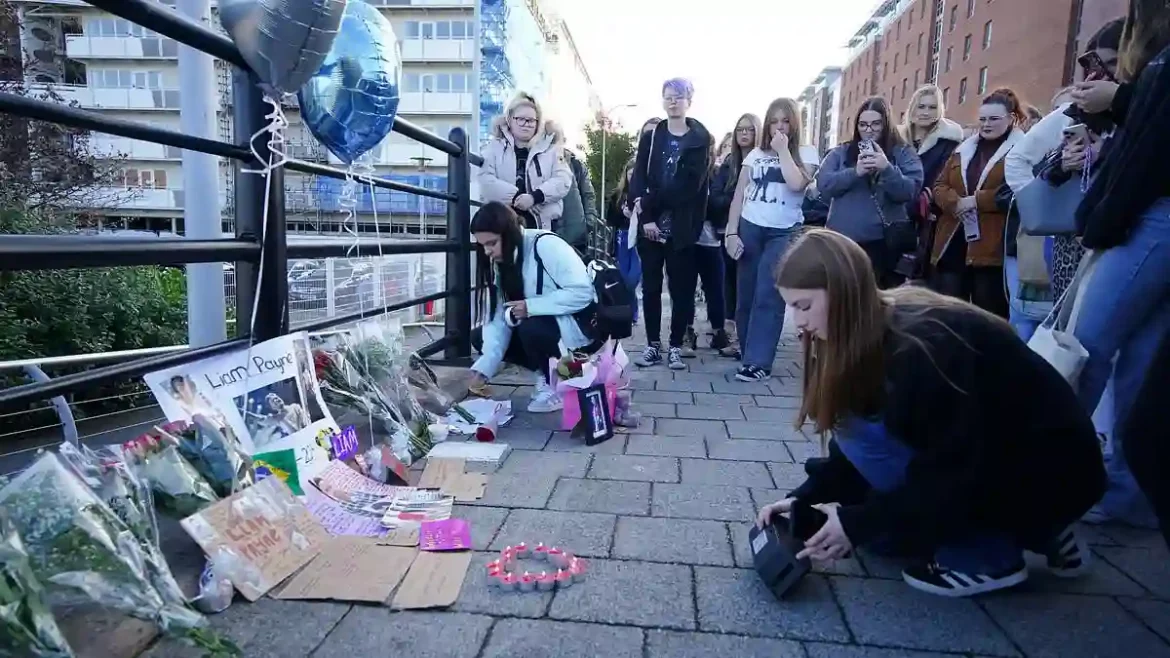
[436,22,450,39]
[958,77,968,104]
[894,53,899,71]
[918,32,923,54]
[983,20,992,49]
[123,168,167,189]
[403,72,419,92]
[404,21,420,38]
[914,69,920,87]
[908,10,913,27]
[902,77,908,98]
[963,34,971,60]
[404,20,474,40]
[967,0,975,17]
[896,19,901,39]
[921,0,927,19]
[943,86,950,105]
[86,18,158,38]
[949,5,957,31]
[978,66,988,94]
[906,43,911,61]
[883,62,888,80]
[88,68,163,89]
[945,46,953,72]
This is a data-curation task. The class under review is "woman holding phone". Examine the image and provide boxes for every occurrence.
[816,97,924,288]
[929,88,1027,318]
[757,229,1104,597]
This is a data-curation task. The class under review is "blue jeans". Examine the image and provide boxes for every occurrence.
[835,418,1022,573]
[1004,256,1050,342]
[736,220,797,371]
[1073,199,1170,526]
[695,245,725,329]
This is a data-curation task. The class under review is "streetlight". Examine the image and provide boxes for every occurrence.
[599,103,638,224]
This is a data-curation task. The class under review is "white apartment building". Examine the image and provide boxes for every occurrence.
[11,0,599,236]
[797,66,843,162]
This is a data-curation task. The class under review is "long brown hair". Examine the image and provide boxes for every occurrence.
[760,97,805,167]
[845,96,904,166]
[722,113,761,193]
[1118,0,1170,81]
[776,229,1001,439]
[775,230,886,436]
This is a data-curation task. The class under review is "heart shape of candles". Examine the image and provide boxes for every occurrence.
[485,542,588,592]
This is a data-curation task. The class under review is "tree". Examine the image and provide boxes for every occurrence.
[581,121,637,218]
[0,1,185,429]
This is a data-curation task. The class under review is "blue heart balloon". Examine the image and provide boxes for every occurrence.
[219,0,347,97]
[297,1,402,165]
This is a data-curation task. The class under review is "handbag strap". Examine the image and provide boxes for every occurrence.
[1045,249,1100,331]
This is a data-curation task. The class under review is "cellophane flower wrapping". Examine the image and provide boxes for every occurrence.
[0,509,73,658]
[56,443,187,613]
[0,453,205,639]
[314,319,434,463]
[157,420,252,498]
[123,436,219,519]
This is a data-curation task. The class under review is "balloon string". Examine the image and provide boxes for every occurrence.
[243,95,290,176]
[353,159,390,318]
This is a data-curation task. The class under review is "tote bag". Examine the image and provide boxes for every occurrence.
[1027,250,1100,383]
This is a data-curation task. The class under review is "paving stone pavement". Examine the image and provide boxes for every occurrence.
[142,313,1170,658]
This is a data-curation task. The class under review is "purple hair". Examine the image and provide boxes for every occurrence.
[662,78,694,100]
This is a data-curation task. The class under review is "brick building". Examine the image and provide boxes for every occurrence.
[833,0,1129,133]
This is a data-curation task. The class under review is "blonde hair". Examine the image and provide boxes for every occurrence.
[505,92,542,125]
[1051,86,1076,110]
[759,98,805,167]
[898,84,946,143]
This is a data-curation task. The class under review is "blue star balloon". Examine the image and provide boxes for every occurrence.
[297,1,402,165]
[219,0,347,98]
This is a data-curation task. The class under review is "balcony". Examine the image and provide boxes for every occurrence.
[55,85,180,111]
[90,136,182,161]
[400,39,474,62]
[66,35,179,60]
[398,92,473,115]
[77,187,227,211]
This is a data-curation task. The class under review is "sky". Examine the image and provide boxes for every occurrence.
[551,0,883,138]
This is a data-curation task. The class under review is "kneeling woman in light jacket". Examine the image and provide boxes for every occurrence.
[468,202,599,413]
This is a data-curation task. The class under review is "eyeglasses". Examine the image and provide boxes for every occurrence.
[735,127,755,134]
[511,116,537,126]
[858,121,884,131]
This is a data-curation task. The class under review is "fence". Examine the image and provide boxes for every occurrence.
[0,0,483,429]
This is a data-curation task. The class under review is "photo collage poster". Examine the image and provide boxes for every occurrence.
[144,332,339,489]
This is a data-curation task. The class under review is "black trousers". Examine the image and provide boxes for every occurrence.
[932,265,1009,319]
[858,239,906,290]
[502,315,601,383]
[1123,329,1170,549]
[637,239,698,348]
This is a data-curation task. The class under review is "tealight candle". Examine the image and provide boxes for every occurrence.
[498,573,518,591]
[533,543,548,561]
[555,569,573,589]
[536,571,556,591]
[546,547,565,567]
[569,559,587,583]
[518,571,537,592]
[514,542,530,558]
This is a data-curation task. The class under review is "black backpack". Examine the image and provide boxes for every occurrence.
[533,233,634,342]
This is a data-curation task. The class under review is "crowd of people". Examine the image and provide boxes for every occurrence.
[463,0,1169,599]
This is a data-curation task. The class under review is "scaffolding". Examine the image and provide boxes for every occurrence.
[479,0,513,148]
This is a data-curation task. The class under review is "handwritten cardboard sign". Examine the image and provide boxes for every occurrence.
[274,537,416,603]
[180,477,329,601]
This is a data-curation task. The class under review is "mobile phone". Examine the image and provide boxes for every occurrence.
[858,140,875,155]
[1077,51,1117,83]
[1062,123,1090,144]
[790,499,829,542]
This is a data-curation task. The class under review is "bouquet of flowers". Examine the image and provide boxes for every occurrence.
[57,443,187,612]
[0,510,72,658]
[0,453,226,653]
[122,433,219,518]
[154,420,252,498]
[555,353,589,380]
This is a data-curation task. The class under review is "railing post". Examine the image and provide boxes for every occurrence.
[444,127,472,360]
[232,70,288,341]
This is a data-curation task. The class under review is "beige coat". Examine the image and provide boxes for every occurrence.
[477,115,573,229]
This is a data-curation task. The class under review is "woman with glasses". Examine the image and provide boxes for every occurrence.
[478,92,573,230]
[929,88,1027,318]
[707,114,762,359]
[816,97,924,288]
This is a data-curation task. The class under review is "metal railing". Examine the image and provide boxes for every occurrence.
[0,0,484,415]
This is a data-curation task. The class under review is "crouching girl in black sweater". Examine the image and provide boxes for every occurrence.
[757,228,1105,597]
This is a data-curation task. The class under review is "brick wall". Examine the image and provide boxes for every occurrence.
[879,0,936,123]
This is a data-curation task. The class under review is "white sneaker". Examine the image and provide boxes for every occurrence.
[527,390,564,413]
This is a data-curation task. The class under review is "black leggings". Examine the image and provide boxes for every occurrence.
[932,265,1009,319]
[502,315,600,383]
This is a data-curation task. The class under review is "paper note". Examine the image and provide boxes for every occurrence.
[303,486,388,537]
[330,426,360,462]
[419,518,471,552]
[274,537,416,603]
[390,550,473,610]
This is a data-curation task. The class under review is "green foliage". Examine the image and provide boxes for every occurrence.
[581,123,637,217]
